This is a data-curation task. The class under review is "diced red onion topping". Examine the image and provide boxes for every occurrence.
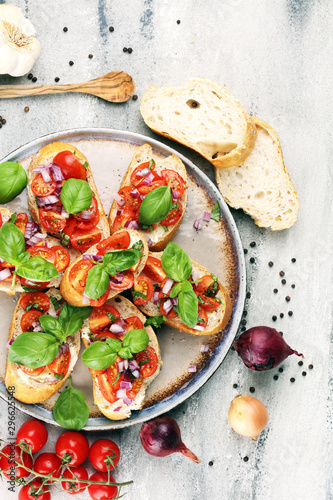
[41,169,52,183]
[136,167,150,177]
[171,189,178,202]
[113,192,126,207]
[113,406,122,412]
[110,323,126,334]
[123,359,129,370]
[152,288,160,305]
[109,273,124,284]
[130,188,140,198]
[145,236,153,248]
[32,321,43,332]
[132,369,140,379]
[49,375,60,383]
[37,195,60,207]
[33,164,51,174]
[140,172,154,186]
[123,369,132,382]
[200,344,210,352]
[124,220,140,230]
[61,207,69,219]
[116,210,123,217]
[50,164,64,182]
[170,297,178,307]
[26,233,48,247]
[193,325,205,331]
[120,381,132,390]
[47,309,58,318]
[188,365,197,373]
[162,278,174,295]
[24,221,39,240]
[193,218,203,231]
[54,188,62,197]
[129,360,140,371]
[163,299,173,315]
[83,254,103,263]
[203,211,211,222]
[191,268,202,281]
[6,338,14,349]
[39,203,62,213]
[0,268,11,281]
[123,397,133,406]
[57,343,70,357]
[118,361,124,373]
[82,292,90,305]
[116,388,128,399]
[79,209,92,220]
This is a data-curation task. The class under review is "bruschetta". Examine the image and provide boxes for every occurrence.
[132,243,232,336]
[108,144,188,251]
[80,295,162,420]
[60,229,148,307]
[27,142,110,252]
[0,207,80,295]
[5,288,87,404]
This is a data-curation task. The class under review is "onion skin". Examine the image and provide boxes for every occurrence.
[228,395,268,440]
[235,326,303,371]
[139,417,201,463]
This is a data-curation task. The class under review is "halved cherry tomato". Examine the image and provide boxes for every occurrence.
[97,231,131,255]
[126,377,143,399]
[111,208,137,234]
[89,368,106,376]
[52,246,70,272]
[31,173,57,197]
[89,305,120,333]
[39,209,66,233]
[143,256,167,283]
[118,186,142,212]
[74,196,98,222]
[62,217,77,238]
[68,260,94,292]
[19,277,50,290]
[20,310,43,331]
[109,270,134,291]
[132,276,154,305]
[97,372,117,404]
[1,260,15,268]
[48,349,71,378]
[197,307,208,328]
[161,169,186,198]
[19,366,46,377]
[19,292,50,313]
[197,294,221,310]
[159,201,183,226]
[89,284,111,307]
[194,274,219,297]
[106,362,121,391]
[76,211,100,231]
[70,226,102,252]
[53,150,87,180]
[125,316,144,331]
[159,299,178,319]
[15,212,29,234]
[134,346,158,377]
[28,245,56,265]
[130,162,156,187]
[0,212,2,227]
[137,179,166,195]
[94,332,119,340]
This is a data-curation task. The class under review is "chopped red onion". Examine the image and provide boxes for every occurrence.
[123,369,132,382]
[61,207,69,219]
[136,167,150,177]
[130,188,140,198]
[200,344,210,352]
[24,221,39,240]
[116,210,123,217]
[171,189,178,202]
[39,203,62,213]
[123,359,129,370]
[37,195,60,207]
[162,278,174,295]
[32,321,43,332]
[50,164,64,182]
[113,406,122,412]
[203,211,211,222]
[41,169,52,183]
[120,381,132,390]
[193,325,205,331]
[47,309,58,318]
[118,361,124,373]
[193,218,203,231]
[123,397,133,406]
[83,254,103,263]
[116,388,127,399]
[163,299,173,315]
[191,268,202,281]
[79,209,92,220]
[110,273,124,284]
[82,292,90,305]
[124,220,140,230]
[145,236,153,248]
[6,338,14,349]
[113,192,125,207]
[140,194,146,201]
[129,360,140,371]
[54,187,62,196]
[110,323,126,334]
[0,268,11,281]
[57,343,70,356]
[33,164,50,174]
[152,289,160,305]
[132,369,140,379]
[49,375,60,383]
[170,297,178,307]
[26,233,47,247]
[188,365,197,373]
[140,172,154,186]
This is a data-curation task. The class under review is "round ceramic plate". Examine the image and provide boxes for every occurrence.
[0,128,246,430]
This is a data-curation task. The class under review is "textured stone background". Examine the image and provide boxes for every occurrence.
[0,1,332,499]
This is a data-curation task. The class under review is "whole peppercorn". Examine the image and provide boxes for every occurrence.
[268,261,274,267]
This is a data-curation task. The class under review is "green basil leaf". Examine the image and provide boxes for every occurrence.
[131,289,146,301]
[122,328,149,354]
[177,289,198,328]
[53,379,89,431]
[60,178,93,215]
[58,303,93,340]
[117,347,133,359]
[132,240,143,251]
[169,282,182,298]
[103,249,141,275]
[85,265,109,300]
[144,315,166,329]
[17,256,59,282]
[25,302,39,312]
[181,280,193,293]
[0,223,26,266]
[50,296,60,310]
[9,213,17,223]
[211,201,221,222]
[8,332,59,368]
[161,242,192,282]
[139,185,172,225]
[39,315,63,340]
[0,162,27,203]
[105,338,122,353]
[82,341,117,370]
[205,274,219,297]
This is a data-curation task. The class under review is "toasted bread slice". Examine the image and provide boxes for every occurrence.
[215,117,299,230]
[108,144,188,251]
[27,141,110,243]
[0,207,80,296]
[137,251,232,336]
[60,229,148,307]
[140,78,257,169]
[5,288,80,404]
[81,295,162,420]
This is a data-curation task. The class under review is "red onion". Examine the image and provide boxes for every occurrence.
[136,167,150,177]
[61,207,69,219]
[116,388,127,399]
[110,323,126,335]
[114,407,122,412]
[37,195,60,207]
[132,369,140,379]
[130,188,140,198]
[79,209,92,220]
[163,299,173,315]
[188,365,197,372]
[200,344,209,352]
[110,273,124,284]
[123,397,133,406]
[235,326,303,371]
[193,325,205,332]
[83,254,103,263]
[120,381,132,390]
[152,288,160,305]
[82,292,90,305]
[6,338,14,349]
[170,297,178,306]
[193,218,203,231]
[124,220,140,230]
[26,233,47,247]
[50,164,64,182]
[129,360,140,371]
[118,361,124,372]
[191,268,202,281]
[140,417,201,463]
[113,192,125,207]
[162,278,174,295]
[41,169,52,183]
[171,189,178,202]
[203,211,211,222]
[140,172,154,186]
[145,236,153,248]
[116,210,123,217]
[0,268,11,281]
[24,221,39,240]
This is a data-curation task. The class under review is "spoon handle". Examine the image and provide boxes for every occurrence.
[0,83,87,99]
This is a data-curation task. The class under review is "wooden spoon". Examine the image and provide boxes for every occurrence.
[0,70,135,103]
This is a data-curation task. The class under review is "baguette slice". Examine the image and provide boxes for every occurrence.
[60,229,148,307]
[5,288,80,404]
[81,295,162,420]
[215,117,299,230]
[108,144,188,251]
[137,252,232,336]
[0,207,80,295]
[140,78,257,169]
[27,142,110,243]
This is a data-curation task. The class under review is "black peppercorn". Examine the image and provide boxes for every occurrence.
[290,377,295,383]
[298,361,303,366]
[249,387,255,393]
[55,77,60,83]
[128,47,133,54]
[132,94,138,101]
[278,367,283,373]
[243,311,247,317]
[280,313,284,318]
[241,326,246,332]
[31,77,37,83]
[309,364,313,370]
[246,292,251,299]
[288,311,293,316]
[279,271,285,277]
[291,284,296,289]
[273,375,279,380]
[109,26,114,32]
[244,248,248,254]
[69,61,74,66]
[250,241,256,247]
[233,383,238,389]
[241,319,247,325]
[2,118,6,124]
[63,27,68,32]
[302,371,306,376]
[250,257,255,264]
[291,258,296,263]
[24,107,29,113]
[268,261,274,267]
[274,289,278,294]
[88,54,93,59]
[28,73,33,80]
[285,296,291,302]
[281,279,286,285]
[123,47,128,52]
[177,20,181,24]
[272,315,277,321]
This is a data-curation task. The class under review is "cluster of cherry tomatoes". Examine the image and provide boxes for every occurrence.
[0,419,122,499]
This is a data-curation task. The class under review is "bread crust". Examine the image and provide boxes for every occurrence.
[140,78,257,169]
[137,251,232,336]
[27,141,110,243]
[108,144,188,251]
[80,295,162,420]
[60,229,149,307]
[4,289,80,404]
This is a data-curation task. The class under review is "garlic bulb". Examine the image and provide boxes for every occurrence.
[0,5,41,77]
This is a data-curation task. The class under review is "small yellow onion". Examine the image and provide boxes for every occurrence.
[228,394,268,440]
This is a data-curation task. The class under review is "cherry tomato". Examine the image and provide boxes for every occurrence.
[39,208,66,233]
[20,310,43,332]
[159,201,183,226]
[76,211,100,231]
[118,186,142,212]
[62,465,89,495]
[132,275,154,305]
[159,299,178,319]
[125,316,144,331]
[69,260,94,292]
[109,270,134,291]
[137,179,166,195]
[28,245,56,265]
[197,307,208,328]
[52,245,70,272]
[15,212,29,235]
[126,377,143,399]
[19,366,45,377]
[63,217,77,238]
[89,305,120,333]
[0,444,33,479]
[94,332,119,341]
[55,431,89,466]
[74,196,98,222]
[130,161,155,187]
[197,294,221,310]
[106,362,121,391]
[18,479,51,500]
[111,208,137,233]
[48,349,71,377]
[194,274,219,297]
[143,256,167,283]
[19,292,50,313]
[89,368,106,376]
[70,226,102,252]
[88,472,118,500]
[134,346,158,377]
[88,439,120,472]
[53,150,87,180]
[16,419,48,453]
[34,452,62,482]
[97,232,130,255]
[89,284,111,307]
[0,212,2,227]
[31,173,57,197]
[97,372,117,404]
[161,169,186,198]
[19,278,50,290]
